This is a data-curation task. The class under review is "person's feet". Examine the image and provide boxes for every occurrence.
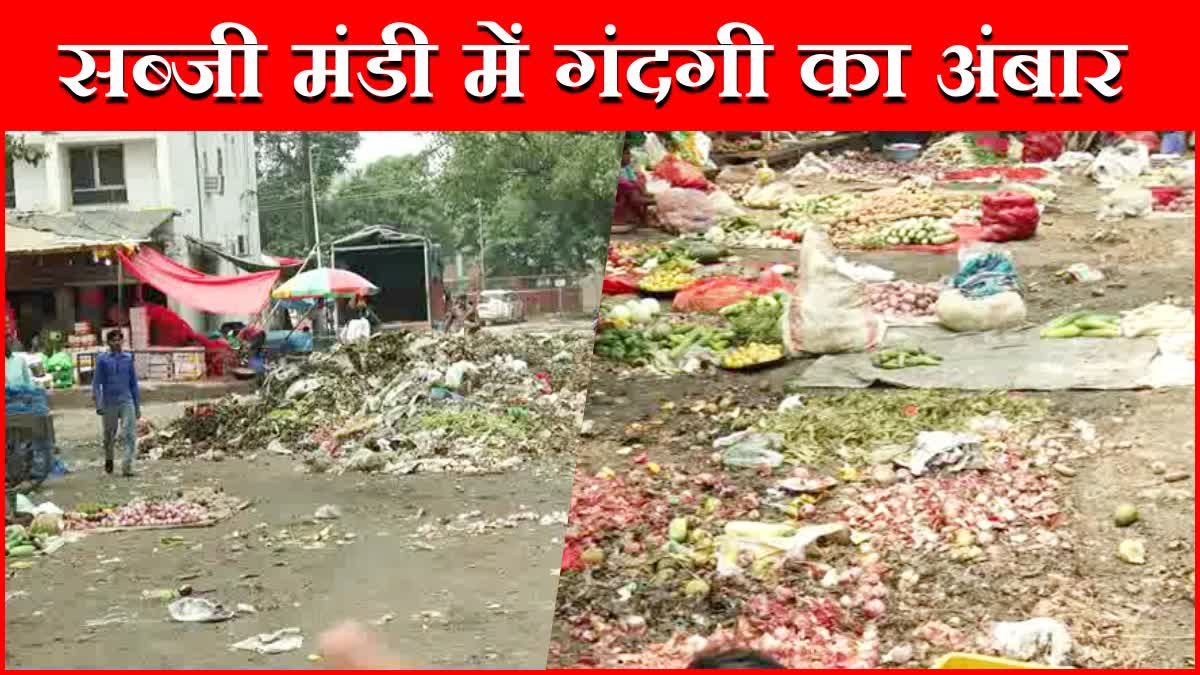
[104,459,114,475]
[121,466,135,478]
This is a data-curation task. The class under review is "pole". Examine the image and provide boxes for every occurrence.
[307,142,323,268]
[476,199,485,294]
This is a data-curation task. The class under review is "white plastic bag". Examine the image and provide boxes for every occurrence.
[341,318,371,342]
[935,289,1027,332]
[656,187,717,234]
[706,190,744,218]
[742,182,800,209]
[782,229,886,355]
[642,133,668,168]
[1098,185,1153,221]
[991,618,1072,667]
[1088,141,1150,186]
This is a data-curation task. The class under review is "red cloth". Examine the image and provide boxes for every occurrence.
[672,272,793,313]
[602,274,642,296]
[144,303,197,347]
[5,301,17,341]
[118,247,279,316]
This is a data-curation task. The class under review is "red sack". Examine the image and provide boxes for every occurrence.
[981,192,1039,242]
[1021,132,1065,163]
[672,271,792,313]
[652,153,711,191]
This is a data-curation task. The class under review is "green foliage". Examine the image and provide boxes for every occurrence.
[5,133,49,165]
[254,131,363,256]
[255,132,622,276]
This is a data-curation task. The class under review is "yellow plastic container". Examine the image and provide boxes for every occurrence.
[932,653,1051,669]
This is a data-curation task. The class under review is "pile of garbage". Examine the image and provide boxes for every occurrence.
[550,391,1124,669]
[152,330,591,475]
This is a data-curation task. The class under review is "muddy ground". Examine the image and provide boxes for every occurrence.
[6,399,573,669]
[556,175,1195,667]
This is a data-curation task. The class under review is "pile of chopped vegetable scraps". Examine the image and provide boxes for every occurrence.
[758,391,1047,466]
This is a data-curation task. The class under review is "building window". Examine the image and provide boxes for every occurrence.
[236,235,247,256]
[5,160,14,209]
[69,146,127,206]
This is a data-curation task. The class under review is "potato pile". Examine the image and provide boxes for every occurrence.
[867,281,940,317]
[826,187,977,247]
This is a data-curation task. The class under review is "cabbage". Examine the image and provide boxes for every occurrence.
[608,305,633,322]
[639,298,662,316]
[629,301,654,324]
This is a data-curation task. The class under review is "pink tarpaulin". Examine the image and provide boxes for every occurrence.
[117,247,280,316]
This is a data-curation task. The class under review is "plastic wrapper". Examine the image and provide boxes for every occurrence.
[655,188,717,234]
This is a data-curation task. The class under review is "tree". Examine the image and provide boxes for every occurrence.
[321,153,449,244]
[426,132,621,277]
[5,133,49,165]
[254,132,361,256]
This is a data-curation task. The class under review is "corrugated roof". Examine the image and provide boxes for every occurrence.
[4,208,177,254]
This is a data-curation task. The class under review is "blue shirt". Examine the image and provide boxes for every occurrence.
[93,351,140,409]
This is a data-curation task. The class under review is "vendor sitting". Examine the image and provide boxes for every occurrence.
[349,294,381,331]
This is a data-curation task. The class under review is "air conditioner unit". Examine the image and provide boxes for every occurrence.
[203,174,224,195]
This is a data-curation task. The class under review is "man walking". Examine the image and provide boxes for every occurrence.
[92,331,140,476]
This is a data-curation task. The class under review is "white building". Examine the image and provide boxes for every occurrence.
[5,131,262,332]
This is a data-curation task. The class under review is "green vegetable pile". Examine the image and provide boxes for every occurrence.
[759,390,1048,465]
[414,408,532,441]
[594,327,655,364]
[719,292,786,345]
[784,193,860,217]
[871,345,942,369]
[854,217,958,248]
[6,525,38,559]
[595,323,735,365]
[1040,310,1121,339]
[716,215,763,233]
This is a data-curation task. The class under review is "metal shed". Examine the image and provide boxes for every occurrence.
[329,226,444,326]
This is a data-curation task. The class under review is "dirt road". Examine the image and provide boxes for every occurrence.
[5,399,572,669]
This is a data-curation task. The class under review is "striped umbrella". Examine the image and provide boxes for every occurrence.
[271,267,379,300]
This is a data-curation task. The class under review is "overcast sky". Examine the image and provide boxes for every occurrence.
[351,132,432,168]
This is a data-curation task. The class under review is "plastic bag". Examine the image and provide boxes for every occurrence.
[642,133,667,167]
[707,190,744,218]
[716,164,758,187]
[714,430,785,468]
[652,153,710,191]
[672,271,792,313]
[935,289,1027,332]
[655,187,717,234]
[1088,141,1150,185]
[1098,185,1153,221]
[980,191,1039,242]
[781,229,886,355]
[992,618,1073,667]
[1021,132,1065,163]
[742,182,800,209]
